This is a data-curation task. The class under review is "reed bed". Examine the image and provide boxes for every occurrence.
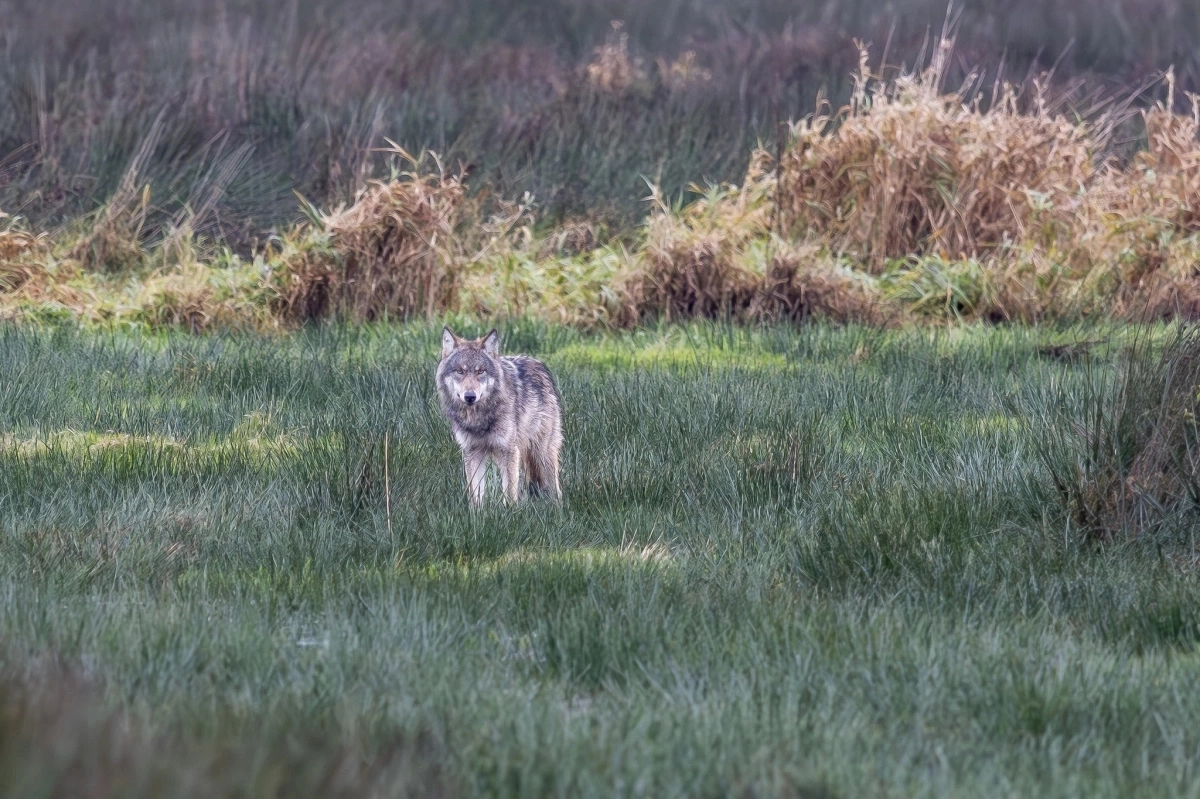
[2,39,1200,329]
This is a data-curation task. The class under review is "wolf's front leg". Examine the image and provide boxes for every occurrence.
[498,448,521,504]
[463,449,488,507]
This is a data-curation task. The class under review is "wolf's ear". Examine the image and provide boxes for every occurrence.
[482,329,500,356]
[441,327,458,360]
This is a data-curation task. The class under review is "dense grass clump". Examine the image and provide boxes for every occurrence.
[2,321,1200,797]
[1036,325,1200,538]
[271,149,468,323]
[773,45,1200,323]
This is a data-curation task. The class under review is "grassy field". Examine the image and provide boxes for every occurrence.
[6,2,1200,795]
[3,320,1200,797]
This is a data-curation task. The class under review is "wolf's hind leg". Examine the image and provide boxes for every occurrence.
[541,428,563,501]
[464,449,487,507]
[498,448,521,504]
[544,445,561,500]
[525,437,561,501]
[523,449,545,499]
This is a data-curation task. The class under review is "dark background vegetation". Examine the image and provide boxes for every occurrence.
[2,0,1198,247]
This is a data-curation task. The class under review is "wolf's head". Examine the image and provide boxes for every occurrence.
[438,327,501,408]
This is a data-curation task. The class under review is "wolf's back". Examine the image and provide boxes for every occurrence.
[505,355,559,396]
[500,355,561,425]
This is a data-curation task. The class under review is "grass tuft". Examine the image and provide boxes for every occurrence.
[1038,324,1200,539]
[270,148,466,323]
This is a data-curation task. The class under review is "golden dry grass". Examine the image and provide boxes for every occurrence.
[780,44,1094,271]
[0,213,48,295]
[636,154,775,321]
[775,44,1200,324]
[631,152,896,326]
[270,147,466,323]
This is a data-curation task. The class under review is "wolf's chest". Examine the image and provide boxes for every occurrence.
[450,408,512,448]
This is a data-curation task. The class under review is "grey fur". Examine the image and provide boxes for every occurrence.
[436,327,563,506]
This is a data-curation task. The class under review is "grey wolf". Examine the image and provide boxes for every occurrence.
[436,327,563,506]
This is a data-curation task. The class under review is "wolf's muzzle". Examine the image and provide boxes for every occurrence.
[463,391,477,405]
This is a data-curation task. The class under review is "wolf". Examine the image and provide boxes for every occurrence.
[436,327,563,506]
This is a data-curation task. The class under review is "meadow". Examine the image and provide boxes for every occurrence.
[3,320,1200,797]
[5,1,1200,795]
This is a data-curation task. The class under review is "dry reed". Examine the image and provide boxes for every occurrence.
[771,42,1200,324]
[6,42,1200,331]
[779,43,1095,271]
[271,147,465,323]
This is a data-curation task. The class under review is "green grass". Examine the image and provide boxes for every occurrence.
[3,320,1200,797]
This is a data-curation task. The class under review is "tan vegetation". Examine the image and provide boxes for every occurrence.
[2,44,1200,331]
[779,46,1200,324]
[0,213,47,294]
[634,153,892,325]
[270,148,466,323]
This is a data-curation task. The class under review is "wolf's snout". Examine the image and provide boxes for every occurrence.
[463,391,477,405]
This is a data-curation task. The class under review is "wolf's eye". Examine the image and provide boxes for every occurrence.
[455,367,465,375]
[475,369,485,376]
